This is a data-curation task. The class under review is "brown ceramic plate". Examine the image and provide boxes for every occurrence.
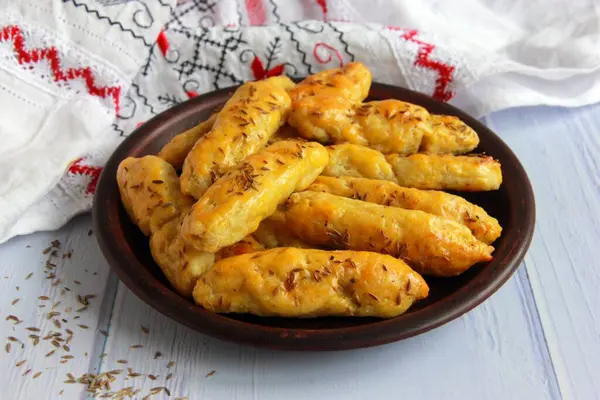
[93,82,535,351]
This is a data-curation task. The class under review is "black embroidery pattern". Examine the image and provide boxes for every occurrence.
[327,22,355,61]
[111,121,126,137]
[66,0,152,46]
[158,93,183,107]
[164,0,217,31]
[268,0,281,23]
[170,28,246,90]
[281,23,314,75]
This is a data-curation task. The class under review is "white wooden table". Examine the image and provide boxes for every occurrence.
[1,104,599,400]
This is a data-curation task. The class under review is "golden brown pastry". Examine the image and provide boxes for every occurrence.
[307,176,502,244]
[181,140,329,253]
[253,211,311,248]
[283,192,494,276]
[386,153,502,191]
[420,115,479,154]
[193,248,429,318]
[151,215,264,298]
[150,214,215,297]
[157,113,218,170]
[116,156,205,297]
[322,143,396,181]
[289,96,433,154]
[180,76,295,198]
[289,61,371,103]
[116,156,194,236]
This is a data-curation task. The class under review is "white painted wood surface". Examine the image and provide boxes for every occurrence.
[1,105,599,400]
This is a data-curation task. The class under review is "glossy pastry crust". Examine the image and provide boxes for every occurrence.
[283,191,494,276]
[157,113,218,170]
[289,97,434,154]
[180,76,295,198]
[181,140,329,253]
[150,214,215,298]
[289,62,371,103]
[386,153,503,191]
[151,215,264,298]
[193,247,429,318]
[116,156,194,236]
[420,115,480,154]
[322,143,396,181]
[307,176,502,244]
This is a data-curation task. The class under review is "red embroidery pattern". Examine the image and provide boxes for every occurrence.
[0,25,122,113]
[245,0,267,25]
[157,30,169,56]
[67,158,103,195]
[313,43,343,67]
[316,0,328,21]
[186,91,199,98]
[251,56,285,80]
[389,28,454,101]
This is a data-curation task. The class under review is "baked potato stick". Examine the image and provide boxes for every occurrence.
[283,192,494,277]
[181,140,329,253]
[181,76,295,198]
[157,113,218,170]
[387,153,502,191]
[116,156,261,297]
[152,214,264,298]
[193,248,428,318]
[323,143,396,181]
[289,96,433,154]
[253,211,311,248]
[420,115,479,154]
[150,214,215,298]
[290,61,371,103]
[116,156,207,297]
[116,156,194,236]
[307,176,502,244]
